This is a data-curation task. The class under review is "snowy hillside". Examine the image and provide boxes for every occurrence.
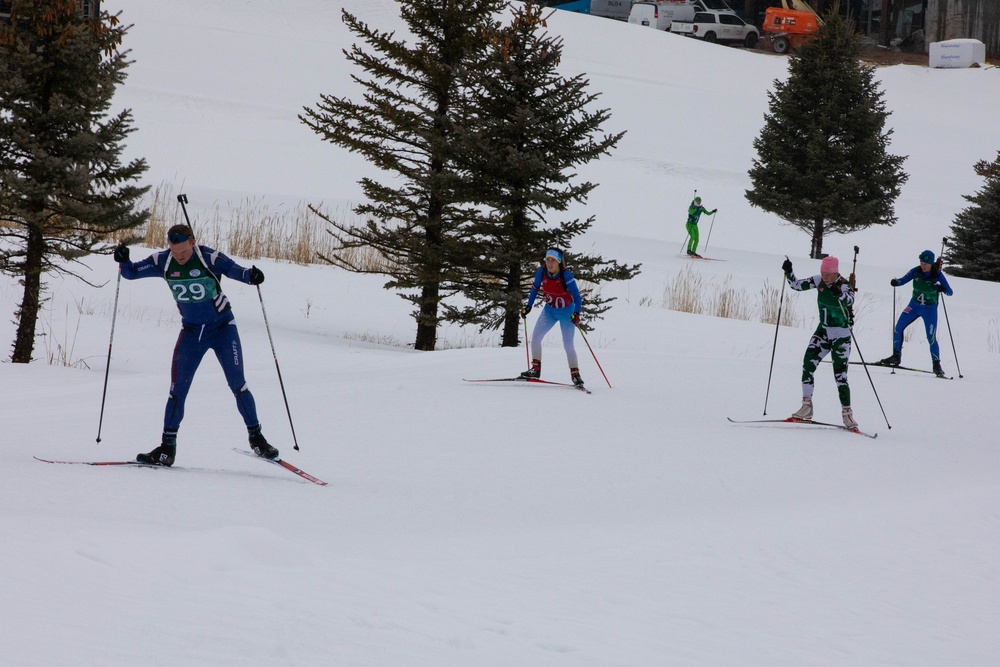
[2,1,999,666]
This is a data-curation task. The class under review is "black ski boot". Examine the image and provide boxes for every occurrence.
[570,367,585,387]
[932,360,946,378]
[137,432,177,467]
[519,359,541,379]
[877,351,901,367]
[249,425,279,460]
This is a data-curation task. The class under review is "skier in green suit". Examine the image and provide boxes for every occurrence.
[783,255,859,430]
[684,196,717,258]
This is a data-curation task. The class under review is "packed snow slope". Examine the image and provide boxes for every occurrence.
[1,1,998,666]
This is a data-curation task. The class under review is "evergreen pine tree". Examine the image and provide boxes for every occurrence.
[299,0,504,351]
[0,1,150,363]
[745,10,907,258]
[946,151,1000,281]
[445,1,638,346]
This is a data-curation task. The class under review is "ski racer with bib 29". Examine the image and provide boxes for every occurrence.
[113,224,277,466]
[782,255,860,430]
[520,248,585,388]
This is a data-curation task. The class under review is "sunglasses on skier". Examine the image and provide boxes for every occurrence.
[168,232,191,244]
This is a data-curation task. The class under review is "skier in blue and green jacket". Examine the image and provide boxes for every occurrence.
[878,249,953,377]
[113,224,277,466]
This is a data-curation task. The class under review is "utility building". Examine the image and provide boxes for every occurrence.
[926,0,1000,57]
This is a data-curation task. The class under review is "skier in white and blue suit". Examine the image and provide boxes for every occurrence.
[519,248,586,387]
[113,224,277,466]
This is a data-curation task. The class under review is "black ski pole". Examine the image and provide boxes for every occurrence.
[837,299,892,429]
[679,189,696,255]
[763,260,787,416]
[939,295,963,378]
[939,237,963,378]
[96,267,123,443]
[703,210,718,255]
[850,245,859,287]
[257,284,301,451]
[177,193,195,234]
[890,283,897,375]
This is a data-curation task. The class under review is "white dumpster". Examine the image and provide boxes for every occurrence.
[929,39,987,68]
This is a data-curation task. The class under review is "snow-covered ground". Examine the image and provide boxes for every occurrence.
[2,2,999,665]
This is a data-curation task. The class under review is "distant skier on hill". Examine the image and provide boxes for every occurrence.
[113,224,277,466]
[877,249,953,378]
[519,248,585,387]
[684,196,717,258]
[782,255,860,430]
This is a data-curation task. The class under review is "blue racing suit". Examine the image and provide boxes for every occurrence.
[891,266,954,362]
[120,246,261,433]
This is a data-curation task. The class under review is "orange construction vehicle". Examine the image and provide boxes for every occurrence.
[763,0,822,54]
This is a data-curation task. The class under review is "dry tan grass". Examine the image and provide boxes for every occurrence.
[663,265,706,314]
[758,280,800,328]
[712,275,754,321]
[663,269,795,325]
[123,182,371,266]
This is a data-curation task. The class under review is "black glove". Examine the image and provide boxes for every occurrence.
[781,259,793,274]
[711,209,718,215]
[113,243,130,263]
[936,284,946,292]
[521,305,532,318]
[890,278,898,287]
[570,312,581,326]
[248,266,265,285]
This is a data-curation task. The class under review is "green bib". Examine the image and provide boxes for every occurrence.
[165,254,219,305]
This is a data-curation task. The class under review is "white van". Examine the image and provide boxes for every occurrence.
[628,1,697,30]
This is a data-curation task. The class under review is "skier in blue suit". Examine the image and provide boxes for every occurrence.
[878,249,954,378]
[114,224,277,466]
[519,248,586,387]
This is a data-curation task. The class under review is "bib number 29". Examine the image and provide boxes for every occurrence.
[172,282,207,303]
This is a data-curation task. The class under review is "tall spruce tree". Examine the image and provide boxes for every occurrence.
[445,1,638,347]
[745,9,907,258]
[0,1,149,363]
[299,0,504,351]
[946,151,1000,281]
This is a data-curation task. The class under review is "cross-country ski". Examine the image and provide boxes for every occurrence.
[463,377,592,394]
[232,448,328,485]
[679,254,725,261]
[727,417,878,439]
[822,359,953,379]
[34,456,173,468]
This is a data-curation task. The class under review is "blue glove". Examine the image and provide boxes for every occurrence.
[248,266,265,285]
[113,243,130,263]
